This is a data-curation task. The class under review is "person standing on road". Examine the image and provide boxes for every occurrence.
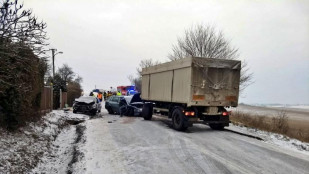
[119,98,127,117]
[117,91,121,96]
[103,91,107,100]
[97,92,103,102]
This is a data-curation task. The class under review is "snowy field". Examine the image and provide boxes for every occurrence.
[230,104,309,121]
[247,104,309,112]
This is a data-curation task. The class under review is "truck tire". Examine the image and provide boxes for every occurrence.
[142,103,153,120]
[172,108,188,131]
[209,123,224,130]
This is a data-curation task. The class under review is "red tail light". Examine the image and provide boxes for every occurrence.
[222,112,229,116]
[185,111,195,116]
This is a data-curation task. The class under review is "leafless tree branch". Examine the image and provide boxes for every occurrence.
[168,24,253,91]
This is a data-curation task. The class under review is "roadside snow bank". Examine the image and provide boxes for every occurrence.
[0,110,88,173]
[227,124,309,155]
[32,125,76,173]
[32,111,89,174]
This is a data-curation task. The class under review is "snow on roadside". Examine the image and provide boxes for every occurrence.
[0,110,89,173]
[66,122,87,174]
[31,125,76,173]
[227,124,309,155]
[32,111,89,174]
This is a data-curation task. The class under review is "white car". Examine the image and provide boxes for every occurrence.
[73,96,101,115]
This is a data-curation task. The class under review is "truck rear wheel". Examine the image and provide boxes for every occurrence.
[142,103,153,120]
[209,123,224,130]
[172,108,188,131]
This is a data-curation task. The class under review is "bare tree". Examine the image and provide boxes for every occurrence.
[136,58,160,76]
[74,75,83,84]
[67,75,83,106]
[53,64,83,108]
[169,24,253,91]
[0,0,49,94]
[127,74,142,92]
[0,0,49,58]
[127,75,135,85]
[57,64,74,83]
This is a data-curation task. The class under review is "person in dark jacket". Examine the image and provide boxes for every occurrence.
[103,92,107,100]
[119,98,127,117]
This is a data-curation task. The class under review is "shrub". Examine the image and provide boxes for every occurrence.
[230,110,309,143]
[0,44,47,129]
[0,0,48,129]
[271,111,289,134]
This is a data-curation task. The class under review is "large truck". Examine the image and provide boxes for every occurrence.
[141,57,241,131]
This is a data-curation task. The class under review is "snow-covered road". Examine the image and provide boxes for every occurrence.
[78,109,309,174]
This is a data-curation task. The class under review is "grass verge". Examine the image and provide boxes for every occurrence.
[230,110,309,143]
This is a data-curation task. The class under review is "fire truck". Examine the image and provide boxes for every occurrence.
[117,85,137,95]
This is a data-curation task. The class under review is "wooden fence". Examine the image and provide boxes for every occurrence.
[40,86,52,114]
[40,86,68,114]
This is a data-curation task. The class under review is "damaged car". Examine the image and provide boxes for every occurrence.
[124,93,143,116]
[105,93,143,116]
[73,96,101,115]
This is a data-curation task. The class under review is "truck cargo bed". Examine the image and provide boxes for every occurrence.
[141,57,241,107]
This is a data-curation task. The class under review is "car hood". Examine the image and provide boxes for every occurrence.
[75,99,94,104]
[130,93,142,104]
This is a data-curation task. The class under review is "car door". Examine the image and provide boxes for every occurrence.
[114,97,121,113]
[110,96,119,112]
[116,97,126,113]
[106,96,114,109]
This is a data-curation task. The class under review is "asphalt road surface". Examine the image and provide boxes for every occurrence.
[84,109,309,174]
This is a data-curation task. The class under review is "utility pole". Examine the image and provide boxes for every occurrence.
[51,49,55,77]
[50,48,63,110]
[50,48,63,77]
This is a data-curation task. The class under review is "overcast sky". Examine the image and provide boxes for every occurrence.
[25,0,309,104]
